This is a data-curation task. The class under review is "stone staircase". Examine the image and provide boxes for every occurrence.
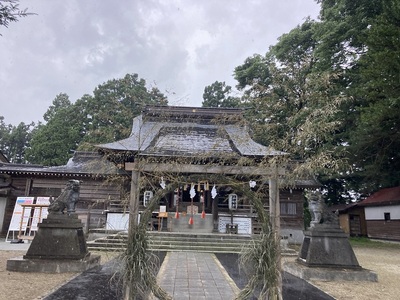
[87,231,297,255]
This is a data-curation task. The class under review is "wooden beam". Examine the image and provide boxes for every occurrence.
[125,162,285,176]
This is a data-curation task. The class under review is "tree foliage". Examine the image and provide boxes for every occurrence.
[233,0,400,202]
[347,0,400,191]
[0,116,34,163]
[202,81,240,108]
[0,0,33,34]
[79,73,167,147]
[234,54,272,100]
[0,116,11,155]
[236,20,347,183]
[25,93,82,166]
[25,74,168,166]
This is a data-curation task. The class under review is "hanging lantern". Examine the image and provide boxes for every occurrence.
[143,191,153,207]
[228,194,238,210]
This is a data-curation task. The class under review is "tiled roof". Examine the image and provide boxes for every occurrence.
[359,186,400,207]
[0,152,119,177]
[330,202,359,213]
[97,106,285,158]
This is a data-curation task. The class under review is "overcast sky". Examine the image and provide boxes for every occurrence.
[0,0,320,126]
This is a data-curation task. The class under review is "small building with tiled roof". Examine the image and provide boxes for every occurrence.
[358,186,400,241]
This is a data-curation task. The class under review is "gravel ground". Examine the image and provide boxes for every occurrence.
[0,250,117,300]
[0,244,399,300]
[306,245,400,300]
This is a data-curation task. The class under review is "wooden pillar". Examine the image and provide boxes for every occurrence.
[269,178,276,230]
[125,163,140,300]
[129,163,140,228]
[269,165,282,298]
[269,177,280,234]
[212,195,219,232]
[206,190,212,211]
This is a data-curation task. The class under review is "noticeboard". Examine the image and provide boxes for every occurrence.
[218,216,252,234]
[30,197,50,231]
[8,197,34,232]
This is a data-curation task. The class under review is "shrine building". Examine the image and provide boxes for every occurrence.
[97,106,318,243]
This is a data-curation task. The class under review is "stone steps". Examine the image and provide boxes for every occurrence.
[88,231,254,253]
[87,231,297,255]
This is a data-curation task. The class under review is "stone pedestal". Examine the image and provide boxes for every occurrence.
[7,214,100,273]
[283,224,377,282]
[24,214,88,260]
[298,224,360,268]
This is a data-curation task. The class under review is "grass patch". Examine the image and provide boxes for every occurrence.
[349,237,400,249]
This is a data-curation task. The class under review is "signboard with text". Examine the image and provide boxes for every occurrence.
[218,216,252,234]
[30,197,50,231]
[8,197,34,232]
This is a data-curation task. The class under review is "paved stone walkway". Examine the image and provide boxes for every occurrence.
[155,252,240,300]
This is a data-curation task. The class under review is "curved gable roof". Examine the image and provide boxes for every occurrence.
[97,106,285,158]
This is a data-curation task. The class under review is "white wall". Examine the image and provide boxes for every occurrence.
[365,205,400,220]
[281,228,304,245]
[106,213,129,230]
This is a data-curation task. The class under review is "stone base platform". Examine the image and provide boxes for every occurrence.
[6,254,101,273]
[283,261,378,282]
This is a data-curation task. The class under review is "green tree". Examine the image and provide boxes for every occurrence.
[234,1,400,200]
[347,0,400,191]
[315,0,383,71]
[0,116,33,163]
[6,121,34,163]
[235,18,350,204]
[0,116,11,157]
[312,0,400,195]
[43,92,71,122]
[26,94,81,165]
[27,74,168,165]
[202,81,240,108]
[79,73,168,147]
[234,54,272,100]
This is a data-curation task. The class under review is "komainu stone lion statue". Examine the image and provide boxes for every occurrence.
[307,190,339,228]
[48,180,81,215]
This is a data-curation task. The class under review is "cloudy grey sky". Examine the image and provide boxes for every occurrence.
[0,0,320,125]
